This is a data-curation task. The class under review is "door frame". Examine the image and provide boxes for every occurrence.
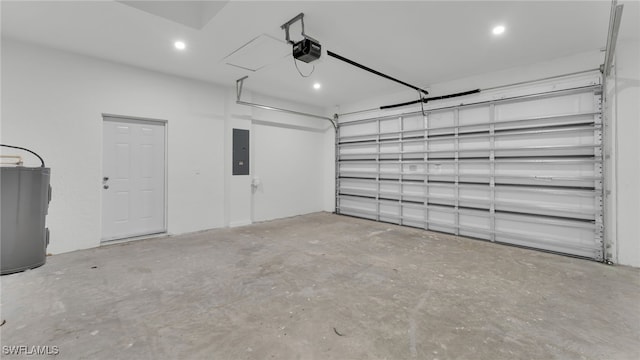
[101,113,169,242]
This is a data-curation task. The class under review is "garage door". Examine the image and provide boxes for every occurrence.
[337,75,604,260]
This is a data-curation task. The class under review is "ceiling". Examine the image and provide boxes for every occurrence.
[2,1,635,108]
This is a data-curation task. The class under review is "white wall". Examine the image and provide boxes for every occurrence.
[1,39,332,254]
[225,89,253,228]
[608,37,640,267]
[603,1,640,267]
[334,47,639,267]
[250,93,331,222]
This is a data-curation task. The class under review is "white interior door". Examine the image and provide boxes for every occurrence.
[102,116,166,241]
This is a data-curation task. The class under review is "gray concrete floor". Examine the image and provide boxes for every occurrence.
[1,212,639,360]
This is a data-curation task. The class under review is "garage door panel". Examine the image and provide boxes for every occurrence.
[404,141,426,153]
[403,115,425,131]
[459,137,490,150]
[459,186,490,204]
[495,187,595,218]
[495,130,595,149]
[380,202,401,223]
[402,175,424,183]
[341,154,378,162]
[429,110,455,126]
[493,114,597,132]
[339,197,377,220]
[429,129,455,137]
[459,107,490,125]
[495,214,598,258]
[459,125,491,134]
[382,163,401,173]
[380,118,400,133]
[494,147,595,159]
[340,187,374,198]
[338,81,603,260]
[497,177,594,189]
[427,206,456,230]
[402,163,426,173]
[495,92,594,121]
[428,162,455,175]
[459,211,491,230]
[494,161,596,178]
[428,139,455,152]
[402,183,425,196]
[460,162,491,176]
[429,184,455,198]
[378,182,398,193]
[340,162,374,173]
[381,143,400,154]
[339,144,377,156]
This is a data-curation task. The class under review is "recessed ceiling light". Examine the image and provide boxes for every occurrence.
[492,25,506,35]
[313,83,321,90]
[174,41,186,50]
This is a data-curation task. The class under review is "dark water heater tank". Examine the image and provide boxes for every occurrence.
[1,164,51,275]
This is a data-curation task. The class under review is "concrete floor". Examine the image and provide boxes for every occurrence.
[1,213,639,360]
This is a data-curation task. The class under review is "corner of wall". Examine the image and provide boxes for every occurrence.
[609,38,640,267]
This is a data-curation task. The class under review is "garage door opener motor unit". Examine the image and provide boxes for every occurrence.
[293,38,321,63]
[281,13,321,63]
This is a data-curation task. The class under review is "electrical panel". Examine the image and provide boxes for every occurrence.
[233,129,249,175]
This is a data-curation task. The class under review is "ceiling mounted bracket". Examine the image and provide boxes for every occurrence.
[236,76,248,102]
[281,12,318,44]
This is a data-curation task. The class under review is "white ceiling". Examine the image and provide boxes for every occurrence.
[118,1,229,30]
[2,1,635,108]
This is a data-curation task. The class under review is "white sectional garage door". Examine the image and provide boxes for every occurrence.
[337,76,604,260]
